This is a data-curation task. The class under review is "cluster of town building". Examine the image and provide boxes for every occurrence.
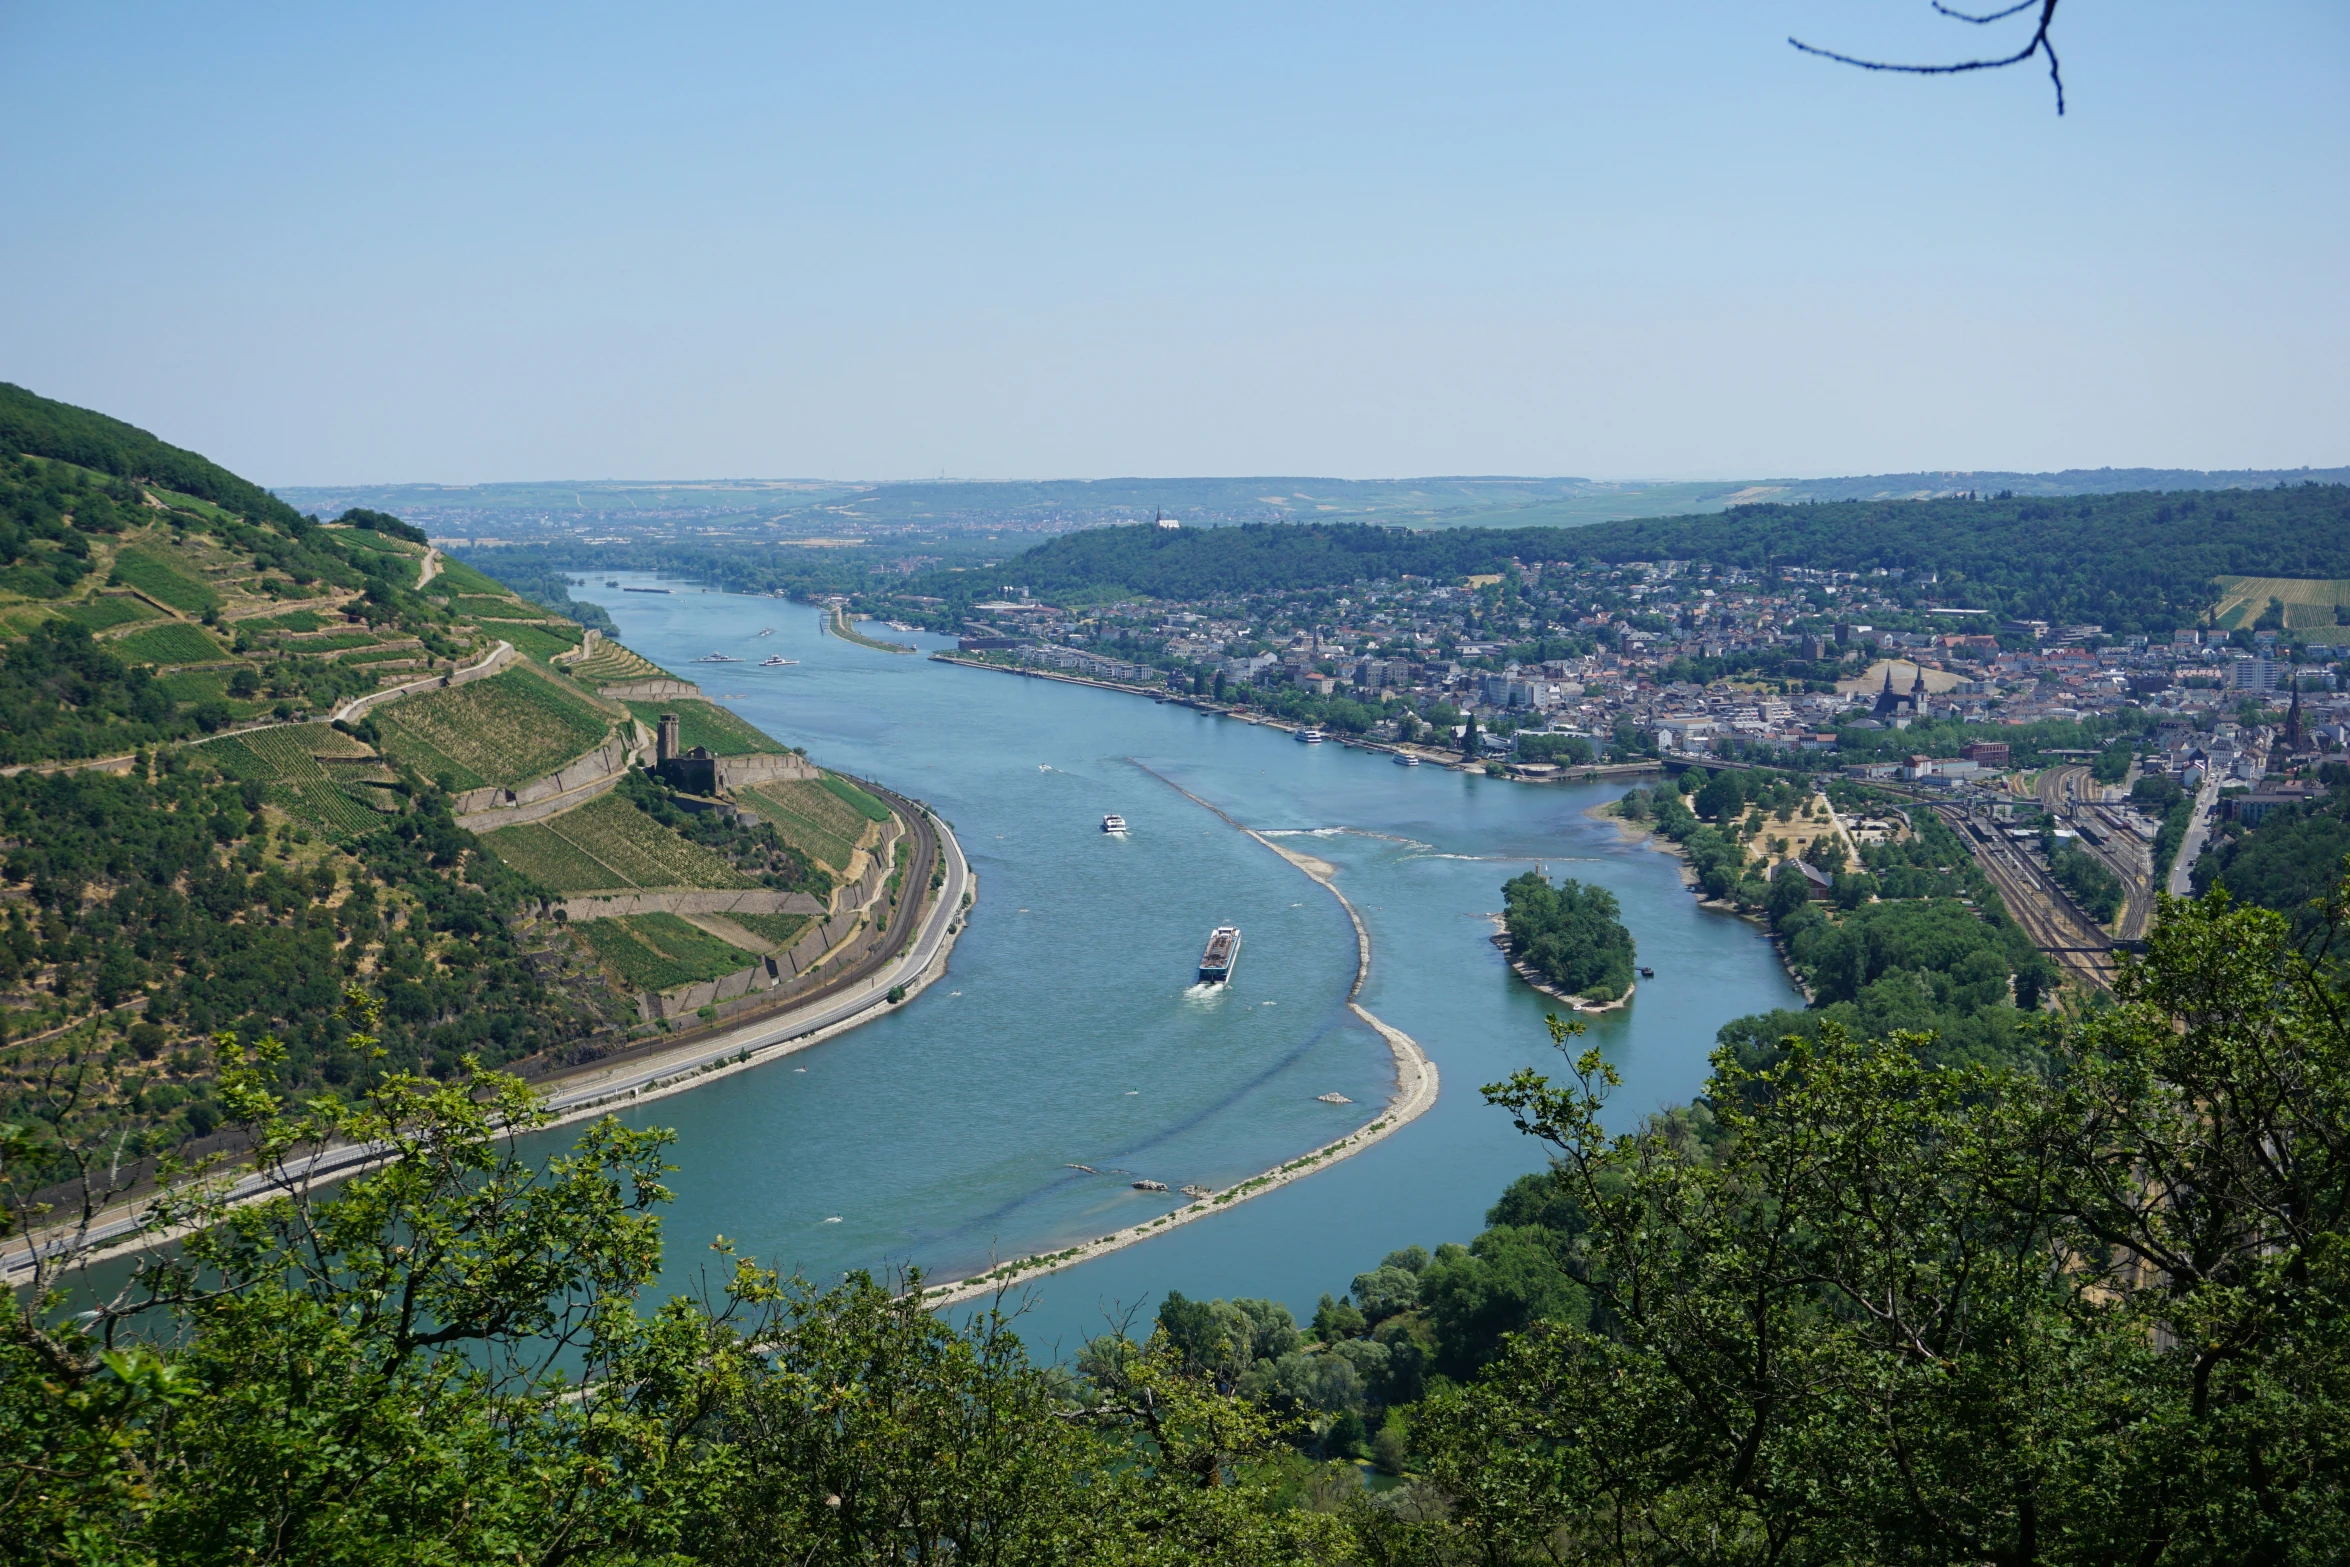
[914,558,2346,792]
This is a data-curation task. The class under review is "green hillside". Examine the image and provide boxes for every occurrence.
[956,484,2350,632]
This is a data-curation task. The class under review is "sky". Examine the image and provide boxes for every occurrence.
[1,2,2344,486]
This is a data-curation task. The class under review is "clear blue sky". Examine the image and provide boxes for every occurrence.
[2,2,2343,485]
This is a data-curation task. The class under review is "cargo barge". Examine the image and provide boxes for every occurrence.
[1198,925,1242,984]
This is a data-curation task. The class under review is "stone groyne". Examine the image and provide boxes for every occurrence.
[922,762,1440,1308]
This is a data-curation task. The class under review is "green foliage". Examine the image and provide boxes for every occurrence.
[0,380,308,529]
[727,910,813,948]
[336,506,429,545]
[0,621,195,762]
[1500,871,1636,1002]
[2193,787,2350,952]
[932,485,2350,631]
[2051,838,2125,923]
[576,912,761,992]
[1425,892,2350,1563]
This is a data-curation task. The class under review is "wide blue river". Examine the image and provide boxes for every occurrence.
[538,579,1800,1356]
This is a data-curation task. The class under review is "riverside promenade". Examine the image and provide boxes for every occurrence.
[923,761,1439,1308]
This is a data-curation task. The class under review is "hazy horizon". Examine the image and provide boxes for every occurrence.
[6,3,2346,486]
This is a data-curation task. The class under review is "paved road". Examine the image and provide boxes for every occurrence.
[2,797,971,1285]
[2167,775,2220,897]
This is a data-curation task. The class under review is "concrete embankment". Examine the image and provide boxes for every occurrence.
[922,761,1440,1308]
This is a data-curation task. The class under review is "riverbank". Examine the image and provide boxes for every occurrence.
[827,605,916,653]
[2,808,976,1288]
[928,652,1665,784]
[919,763,1441,1308]
[1584,796,1824,1003]
[1485,923,1635,1014]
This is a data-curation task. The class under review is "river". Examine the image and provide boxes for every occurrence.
[530,579,1802,1355]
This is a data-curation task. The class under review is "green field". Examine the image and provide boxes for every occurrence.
[109,546,221,614]
[482,789,750,891]
[241,608,329,633]
[2212,575,2350,631]
[478,619,583,660]
[371,667,610,790]
[739,778,868,873]
[204,723,389,838]
[575,912,760,992]
[339,647,423,665]
[622,698,785,756]
[115,622,227,666]
[727,910,813,949]
[819,771,892,822]
[60,597,158,633]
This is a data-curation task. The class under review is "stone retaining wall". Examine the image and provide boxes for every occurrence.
[716,751,819,788]
[598,677,702,701]
[451,734,634,820]
[557,888,826,921]
[333,639,516,724]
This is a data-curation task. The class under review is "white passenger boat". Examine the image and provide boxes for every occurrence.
[1296,727,1326,744]
[1394,752,1419,766]
[1101,814,1129,835]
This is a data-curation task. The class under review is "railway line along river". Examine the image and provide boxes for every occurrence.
[523,578,1803,1354]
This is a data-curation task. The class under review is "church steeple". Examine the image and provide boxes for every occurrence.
[2287,679,2304,748]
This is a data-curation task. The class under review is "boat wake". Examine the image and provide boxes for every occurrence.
[1181,981,1227,1005]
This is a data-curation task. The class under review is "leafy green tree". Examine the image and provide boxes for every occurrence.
[1415,885,2350,1564]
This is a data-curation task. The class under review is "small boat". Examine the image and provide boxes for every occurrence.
[757,628,774,637]
[1198,925,1242,984]
[760,655,797,667]
[1296,727,1326,744]
[1394,752,1419,766]
[1639,966,1655,979]
[1101,814,1129,835]
[691,652,744,663]
[604,579,619,587]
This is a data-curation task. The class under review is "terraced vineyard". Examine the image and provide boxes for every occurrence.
[109,545,220,613]
[204,723,389,838]
[481,789,751,891]
[478,618,583,660]
[818,771,893,823]
[621,698,785,756]
[739,778,870,873]
[114,622,228,666]
[60,597,158,632]
[371,667,610,789]
[576,913,760,993]
[568,639,672,685]
[727,910,813,949]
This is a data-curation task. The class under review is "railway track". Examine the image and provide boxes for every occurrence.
[1933,802,2120,992]
[2034,764,2156,943]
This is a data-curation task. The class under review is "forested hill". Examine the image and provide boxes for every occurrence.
[976,484,2350,630]
[0,381,304,530]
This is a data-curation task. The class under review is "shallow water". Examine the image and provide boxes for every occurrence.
[531,581,1802,1354]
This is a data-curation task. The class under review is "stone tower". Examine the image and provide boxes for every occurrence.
[657,712,681,765]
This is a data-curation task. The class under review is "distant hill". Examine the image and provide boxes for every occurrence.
[279,464,2350,543]
[962,484,2350,632]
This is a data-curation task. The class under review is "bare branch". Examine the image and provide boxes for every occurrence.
[1792,0,2065,115]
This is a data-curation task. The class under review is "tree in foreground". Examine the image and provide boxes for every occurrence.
[1394,880,2350,1564]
